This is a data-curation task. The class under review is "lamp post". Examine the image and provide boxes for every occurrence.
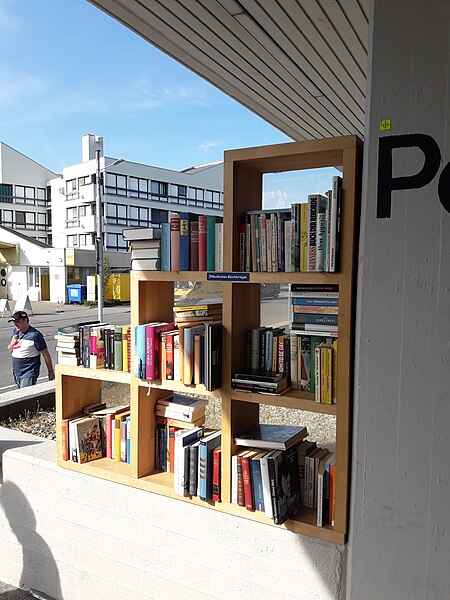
[94,151,124,322]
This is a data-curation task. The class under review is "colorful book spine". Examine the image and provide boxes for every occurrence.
[179,212,191,271]
[190,217,199,271]
[161,222,171,271]
[241,452,254,511]
[170,212,180,271]
[206,215,217,271]
[307,195,318,271]
[126,415,131,464]
[114,325,123,371]
[212,446,221,502]
[315,195,328,272]
[329,175,342,272]
[198,214,207,271]
[300,202,308,272]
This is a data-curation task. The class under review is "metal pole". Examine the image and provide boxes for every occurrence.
[95,149,104,322]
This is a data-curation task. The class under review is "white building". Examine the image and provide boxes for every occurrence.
[50,134,223,263]
[0,142,57,245]
[0,134,224,301]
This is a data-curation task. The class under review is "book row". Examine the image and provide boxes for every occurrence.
[61,403,130,464]
[134,318,222,391]
[56,324,132,372]
[239,175,342,273]
[231,438,335,528]
[124,212,224,271]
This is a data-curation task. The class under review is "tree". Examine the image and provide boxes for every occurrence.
[103,256,111,299]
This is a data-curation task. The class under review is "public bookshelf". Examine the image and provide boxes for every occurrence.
[56,135,361,544]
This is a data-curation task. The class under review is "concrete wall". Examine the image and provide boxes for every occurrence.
[347,1,450,598]
[0,427,344,600]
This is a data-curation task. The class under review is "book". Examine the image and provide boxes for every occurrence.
[113,325,123,371]
[250,450,266,511]
[329,175,342,272]
[183,324,205,384]
[198,430,221,501]
[145,322,174,380]
[234,423,308,450]
[315,194,328,271]
[212,446,221,502]
[188,440,201,496]
[73,416,103,464]
[129,238,162,250]
[232,369,284,383]
[170,212,180,271]
[122,227,161,241]
[241,449,258,511]
[114,411,130,461]
[206,215,219,271]
[198,214,207,271]
[316,450,334,526]
[260,449,277,519]
[307,195,319,271]
[215,221,224,271]
[174,426,204,496]
[179,212,191,271]
[204,321,222,391]
[131,258,161,271]
[130,247,161,260]
[190,217,199,270]
[296,440,317,506]
[160,222,171,271]
[300,202,308,272]
[236,449,247,507]
[155,395,207,422]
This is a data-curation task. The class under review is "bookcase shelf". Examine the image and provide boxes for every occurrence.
[56,135,361,545]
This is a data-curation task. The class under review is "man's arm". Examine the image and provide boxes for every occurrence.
[40,348,55,381]
[7,335,18,353]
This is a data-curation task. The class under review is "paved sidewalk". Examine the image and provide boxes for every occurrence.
[0,582,33,598]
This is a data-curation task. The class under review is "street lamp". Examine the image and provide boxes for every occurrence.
[95,151,124,322]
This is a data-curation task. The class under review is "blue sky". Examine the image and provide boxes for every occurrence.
[0,0,337,207]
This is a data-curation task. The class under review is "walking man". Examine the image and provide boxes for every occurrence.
[7,311,54,388]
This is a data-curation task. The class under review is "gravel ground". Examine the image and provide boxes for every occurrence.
[0,382,335,450]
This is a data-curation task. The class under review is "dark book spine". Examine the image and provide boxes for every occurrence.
[189,444,199,496]
[267,455,279,523]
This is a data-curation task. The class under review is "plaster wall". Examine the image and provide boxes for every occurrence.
[347,1,450,598]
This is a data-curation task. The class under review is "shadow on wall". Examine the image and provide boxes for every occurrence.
[0,482,62,600]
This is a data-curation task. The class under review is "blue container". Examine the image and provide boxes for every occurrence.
[67,284,87,304]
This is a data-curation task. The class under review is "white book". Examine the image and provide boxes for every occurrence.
[130,247,161,260]
[260,449,277,519]
[122,227,161,241]
[231,453,238,504]
[131,258,161,270]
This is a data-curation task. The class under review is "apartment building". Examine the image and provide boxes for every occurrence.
[0,135,223,301]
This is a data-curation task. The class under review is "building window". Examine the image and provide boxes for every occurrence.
[67,179,77,193]
[15,211,25,226]
[178,185,187,197]
[15,186,25,199]
[28,266,40,288]
[2,210,13,225]
[106,232,128,252]
[37,213,47,230]
[0,184,13,203]
[138,178,148,198]
[79,233,94,246]
[151,208,168,224]
[151,181,168,197]
[67,235,77,247]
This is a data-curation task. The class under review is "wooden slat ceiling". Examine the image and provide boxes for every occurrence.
[88,0,369,140]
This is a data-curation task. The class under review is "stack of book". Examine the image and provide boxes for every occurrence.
[231,369,290,395]
[54,331,81,366]
[124,226,162,271]
[245,325,290,374]
[239,175,342,273]
[289,283,338,403]
[231,424,308,525]
[173,302,222,325]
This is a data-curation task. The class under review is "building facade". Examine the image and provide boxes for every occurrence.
[0,135,223,301]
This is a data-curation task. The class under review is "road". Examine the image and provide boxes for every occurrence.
[0,292,289,393]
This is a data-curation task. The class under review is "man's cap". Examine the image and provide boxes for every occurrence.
[8,311,29,322]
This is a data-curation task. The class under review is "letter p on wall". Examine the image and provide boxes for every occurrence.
[377,133,443,218]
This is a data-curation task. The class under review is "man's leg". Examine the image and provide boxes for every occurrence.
[17,375,37,388]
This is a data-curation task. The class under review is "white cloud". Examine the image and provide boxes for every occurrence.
[263,189,290,209]
[123,78,211,108]
[198,140,223,153]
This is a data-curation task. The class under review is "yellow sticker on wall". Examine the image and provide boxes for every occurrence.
[380,119,391,131]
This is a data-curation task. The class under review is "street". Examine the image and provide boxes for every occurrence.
[0,291,289,392]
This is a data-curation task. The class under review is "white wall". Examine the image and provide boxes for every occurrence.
[0,428,345,600]
[347,1,450,599]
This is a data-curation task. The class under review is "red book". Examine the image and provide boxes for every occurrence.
[212,446,222,502]
[241,449,258,511]
[190,218,199,271]
[169,426,178,473]
[198,214,207,271]
[170,212,180,271]
[145,322,175,380]
[237,450,246,507]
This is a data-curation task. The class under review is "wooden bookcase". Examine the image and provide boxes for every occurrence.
[56,135,361,544]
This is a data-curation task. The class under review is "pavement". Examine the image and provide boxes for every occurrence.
[0,582,34,598]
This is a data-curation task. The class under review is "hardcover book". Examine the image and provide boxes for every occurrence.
[234,423,308,450]
[73,416,103,464]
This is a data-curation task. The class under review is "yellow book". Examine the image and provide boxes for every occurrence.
[300,203,308,272]
[320,345,332,404]
[114,411,130,461]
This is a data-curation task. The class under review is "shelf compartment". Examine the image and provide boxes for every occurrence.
[137,378,223,398]
[56,364,131,385]
[228,388,337,415]
[56,457,131,481]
